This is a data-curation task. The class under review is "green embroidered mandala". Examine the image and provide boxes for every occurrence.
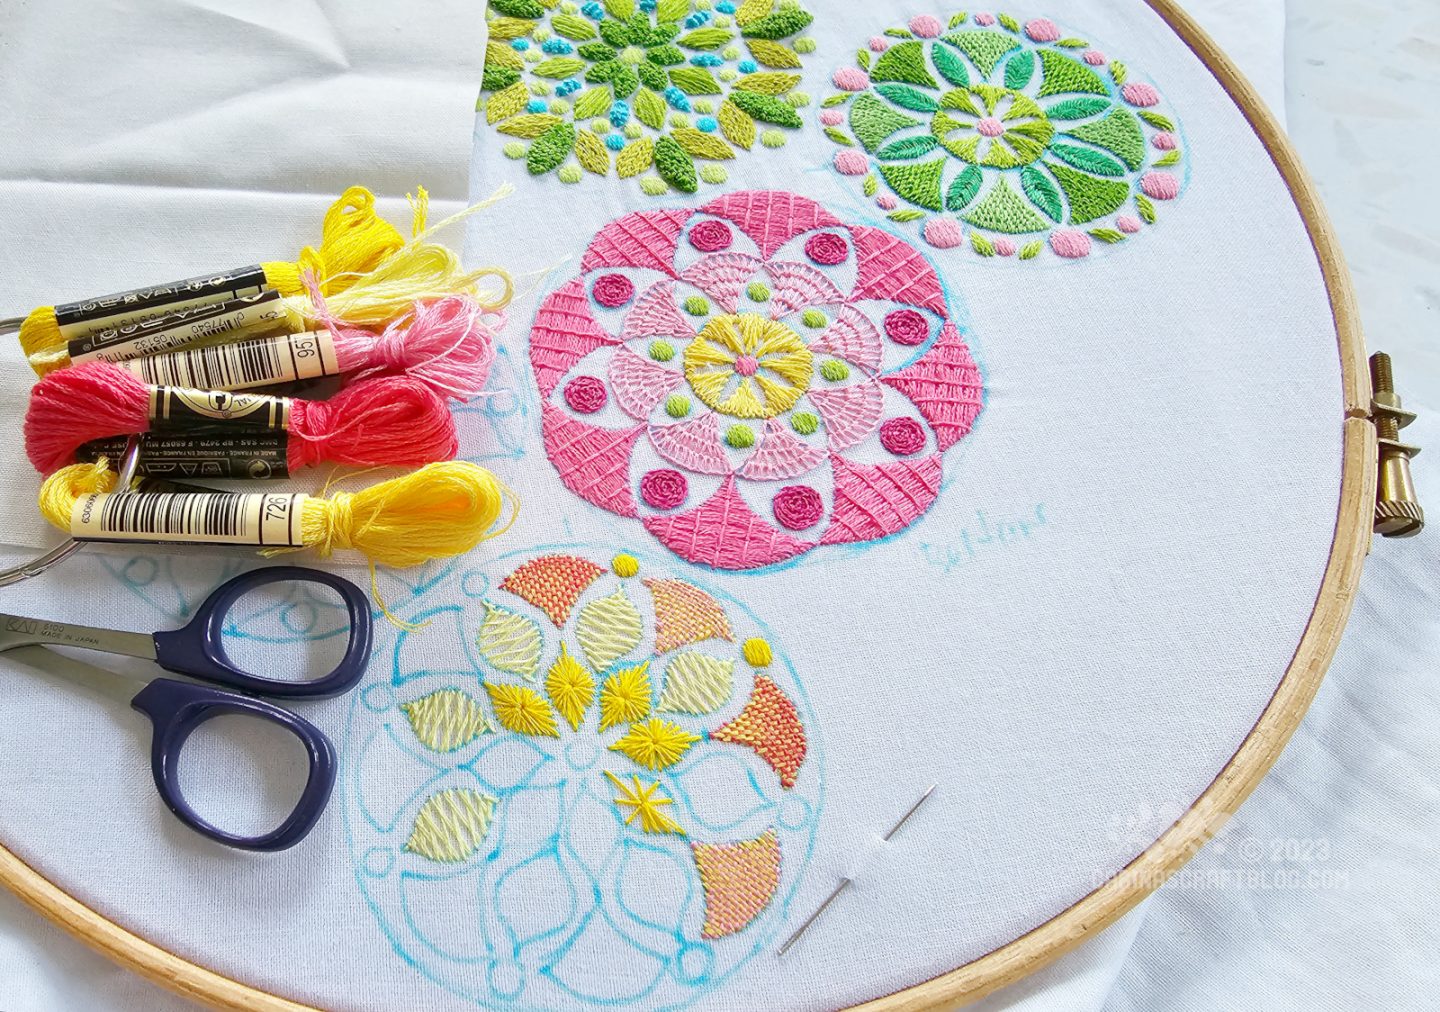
[821,11,1186,261]
[482,0,817,194]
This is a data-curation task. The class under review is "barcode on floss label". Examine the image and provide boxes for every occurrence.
[70,492,307,546]
[123,330,340,390]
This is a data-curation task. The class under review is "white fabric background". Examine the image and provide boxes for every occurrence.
[0,2,1430,1011]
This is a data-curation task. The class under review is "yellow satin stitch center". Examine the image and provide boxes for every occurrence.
[682,313,813,420]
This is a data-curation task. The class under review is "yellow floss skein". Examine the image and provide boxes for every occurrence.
[39,458,514,570]
[18,186,406,360]
[25,185,517,377]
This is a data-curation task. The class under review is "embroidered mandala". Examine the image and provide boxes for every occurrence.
[528,190,985,571]
[346,548,821,1008]
[821,11,1186,260]
[481,0,817,194]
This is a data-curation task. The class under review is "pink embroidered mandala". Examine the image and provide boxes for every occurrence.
[529,190,985,570]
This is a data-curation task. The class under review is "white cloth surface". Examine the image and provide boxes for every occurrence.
[2,2,1427,1012]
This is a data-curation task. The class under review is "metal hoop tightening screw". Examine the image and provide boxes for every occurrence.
[1370,352,1423,538]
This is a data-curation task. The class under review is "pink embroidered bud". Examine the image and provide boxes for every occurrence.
[819,108,845,126]
[564,376,608,414]
[640,468,688,510]
[772,485,824,530]
[977,117,1005,138]
[922,217,965,249]
[1117,215,1143,234]
[868,36,889,52]
[592,273,634,308]
[884,309,929,346]
[1122,82,1161,107]
[1083,49,1107,66]
[909,14,942,38]
[975,13,996,26]
[1024,18,1061,42]
[832,149,868,175]
[992,238,1016,257]
[1152,132,1177,150]
[833,67,870,92]
[1050,229,1093,259]
[879,417,926,456]
[688,219,733,252]
[804,232,849,265]
[1140,171,1180,200]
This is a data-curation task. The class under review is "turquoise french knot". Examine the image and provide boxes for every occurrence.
[527,99,548,113]
[510,38,529,51]
[610,100,630,127]
[739,59,758,73]
[542,38,574,55]
[581,0,603,16]
[684,10,711,27]
[556,79,582,96]
[605,133,627,151]
[664,86,692,112]
[691,53,724,66]
[697,116,719,132]
[717,0,736,11]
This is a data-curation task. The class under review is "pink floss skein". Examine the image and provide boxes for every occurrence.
[24,360,459,475]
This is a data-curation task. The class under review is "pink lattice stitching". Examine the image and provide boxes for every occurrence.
[766,261,845,317]
[531,279,622,397]
[880,323,984,451]
[809,305,882,372]
[699,191,843,258]
[822,453,943,545]
[681,253,765,314]
[609,346,684,420]
[738,420,827,481]
[541,403,644,518]
[644,476,816,570]
[650,413,732,475]
[581,209,692,276]
[622,281,696,341]
[851,226,947,315]
[807,381,883,451]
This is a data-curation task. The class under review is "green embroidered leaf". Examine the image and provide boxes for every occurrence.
[485,80,531,124]
[577,41,618,61]
[672,126,735,159]
[717,98,756,149]
[856,48,871,71]
[727,89,802,127]
[485,41,525,71]
[1135,192,1158,224]
[669,66,722,95]
[1065,108,1146,169]
[405,788,496,864]
[645,43,687,66]
[887,208,925,222]
[1110,60,1129,85]
[962,176,1050,233]
[1020,165,1063,221]
[644,21,682,46]
[638,60,668,91]
[734,71,801,95]
[678,26,731,49]
[1037,48,1108,97]
[877,156,945,211]
[603,0,635,17]
[574,128,611,174]
[597,18,631,47]
[1044,96,1112,121]
[572,86,613,120]
[635,87,666,129]
[1048,142,1127,177]
[1018,240,1043,260]
[733,0,771,27]
[1090,228,1127,244]
[821,92,853,108]
[552,12,598,40]
[885,27,914,38]
[496,113,564,137]
[946,164,983,210]
[1044,160,1131,223]
[656,0,688,20]
[1139,110,1176,131]
[533,56,586,79]
[998,13,1020,32]
[1003,50,1035,90]
[740,9,814,40]
[526,122,576,175]
[824,126,853,146]
[870,40,939,88]
[971,232,996,256]
[487,17,539,41]
[930,42,971,87]
[875,135,939,160]
[848,91,921,152]
[482,64,522,91]
[748,39,802,69]
[1154,149,1181,166]
[617,136,655,176]
[947,12,968,29]
[489,0,544,16]
[862,173,878,197]
[653,135,699,193]
[1057,38,1089,48]
[939,30,1019,78]
[874,83,940,112]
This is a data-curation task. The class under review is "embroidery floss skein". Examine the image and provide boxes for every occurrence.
[115,293,499,401]
[17,185,408,360]
[39,458,511,569]
[24,361,459,475]
[24,185,516,377]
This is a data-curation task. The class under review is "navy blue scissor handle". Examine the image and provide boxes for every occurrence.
[150,566,373,699]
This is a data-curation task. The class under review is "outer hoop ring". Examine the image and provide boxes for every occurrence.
[0,2,1373,1008]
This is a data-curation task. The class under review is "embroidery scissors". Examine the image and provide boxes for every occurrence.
[0,566,372,851]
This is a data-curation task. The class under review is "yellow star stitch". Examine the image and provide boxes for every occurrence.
[610,717,700,771]
[604,771,686,836]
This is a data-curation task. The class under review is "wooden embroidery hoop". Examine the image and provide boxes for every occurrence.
[0,2,1374,1008]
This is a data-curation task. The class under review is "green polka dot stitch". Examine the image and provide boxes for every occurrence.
[481,0,818,195]
[820,10,1186,262]
[790,411,819,435]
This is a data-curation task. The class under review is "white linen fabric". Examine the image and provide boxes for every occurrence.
[4,2,1427,1012]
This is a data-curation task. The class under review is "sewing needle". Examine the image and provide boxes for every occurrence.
[777,784,937,957]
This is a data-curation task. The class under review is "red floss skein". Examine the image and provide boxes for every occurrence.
[312,283,499,402]
[24,361,459,474]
